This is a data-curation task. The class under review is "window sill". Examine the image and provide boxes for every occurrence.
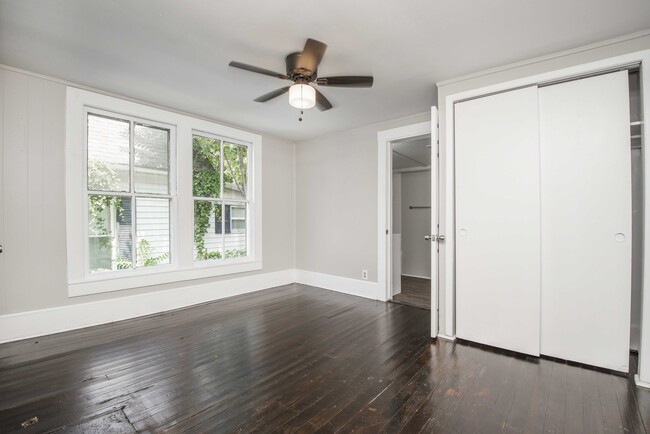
[68,260,263,297]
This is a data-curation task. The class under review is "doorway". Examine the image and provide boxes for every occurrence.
[377,108,439,337]
[391,134,432,310]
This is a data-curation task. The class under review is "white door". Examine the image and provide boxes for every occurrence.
[455,87,541,356]
[539,71,632,372]
[431,106,439,337]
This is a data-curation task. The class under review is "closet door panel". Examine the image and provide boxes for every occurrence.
[539,71,631,372]
[455,86,541,356]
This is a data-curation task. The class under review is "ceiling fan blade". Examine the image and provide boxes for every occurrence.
[316,76,374,88]
[254,86,291,102]
[301,38,328,72]
[229,61,291,80]
[313,87,333,111]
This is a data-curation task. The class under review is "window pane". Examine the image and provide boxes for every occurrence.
[225,203,247,258]
[87,114,130,192]
[136,198,171,267]
[135,124,170,194]
[194,200,223,261]
[88,195,132,272]
[193,135,221,198]
[223,142,248,200]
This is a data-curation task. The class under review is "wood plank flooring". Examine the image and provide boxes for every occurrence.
[392,275,431,310]
[0,283,648,433]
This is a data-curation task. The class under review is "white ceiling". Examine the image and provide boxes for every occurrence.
[393,135,431,170]
[1,1,649,141]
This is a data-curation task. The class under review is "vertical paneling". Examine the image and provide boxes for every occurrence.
[3,72,30,311]
[0,70,4,300]
[1,72,67,314]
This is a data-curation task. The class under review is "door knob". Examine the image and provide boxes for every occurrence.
[437,235,445,242]
[424,235,432,241]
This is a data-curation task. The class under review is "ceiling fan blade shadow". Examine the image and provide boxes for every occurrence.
[313,87,333,111]
[254,86,291,102]
[316,76,374,87]
[301,39,328,73]
[229,61,291,80]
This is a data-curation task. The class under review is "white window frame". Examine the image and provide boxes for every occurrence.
[84,108,177,278]
[191,130,252,263]
[66,87,263,297]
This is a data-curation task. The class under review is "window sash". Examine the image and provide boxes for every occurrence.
[84,107,176,276]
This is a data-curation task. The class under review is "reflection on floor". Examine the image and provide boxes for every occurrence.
[392,275,430,310]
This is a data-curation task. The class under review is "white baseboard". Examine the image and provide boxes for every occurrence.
[296,270,378,300]
[635,374,650,389]
[0,269,297,344]
[437,334,457,341]
[401,274,431,280]
[0,269,384,344]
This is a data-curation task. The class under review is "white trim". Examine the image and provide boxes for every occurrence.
[295,270,378,300]
[437,334,457,341]
[0,269,296,344]
[437,30,650,87]
[635,374,650,390]
[442,49,650,385]
[377,121,432,301]
[66,87,263,296]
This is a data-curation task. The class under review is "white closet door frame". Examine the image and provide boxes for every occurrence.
[443,49,650,387]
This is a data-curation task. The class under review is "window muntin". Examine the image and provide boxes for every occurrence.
[86,111,173,273]
[192,134,250,262]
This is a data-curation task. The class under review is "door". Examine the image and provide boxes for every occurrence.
[455,87,541,356]
[539,71,632,372]
[431,106,439,337]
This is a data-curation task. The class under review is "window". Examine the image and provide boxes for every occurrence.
[86,112,173,273]
[66,88,262,296]
[193,134,249,262]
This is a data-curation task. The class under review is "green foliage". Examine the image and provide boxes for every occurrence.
[136,239,169,267]
[192,136,248,261]
[87,160,123,250]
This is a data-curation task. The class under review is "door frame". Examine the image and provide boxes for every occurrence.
[377,113,437,337]
[443,49,650,386]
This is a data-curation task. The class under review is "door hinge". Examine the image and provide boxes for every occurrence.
[386,229,389,235]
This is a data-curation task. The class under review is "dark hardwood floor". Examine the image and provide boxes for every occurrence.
[392,275,431,310]
[0,283,648,433]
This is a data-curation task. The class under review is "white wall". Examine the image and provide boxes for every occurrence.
[295,113,430,283]
[400,171,431,279]
[0,67,295,315]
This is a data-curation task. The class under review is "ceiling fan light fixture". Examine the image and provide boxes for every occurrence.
[289,84,316,109]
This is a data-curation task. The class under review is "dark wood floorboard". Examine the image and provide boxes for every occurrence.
[392,275,430,310]
[0,283,648,433]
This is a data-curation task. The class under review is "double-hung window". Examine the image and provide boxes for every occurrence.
[66,88,262,296]
[192,134,250,261]
[86,111,174,273]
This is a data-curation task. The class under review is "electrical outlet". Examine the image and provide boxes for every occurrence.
[362,270,368,280]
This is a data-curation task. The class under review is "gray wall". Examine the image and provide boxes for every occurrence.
[295,113,430,282]
[400,171,431,279]
[0,68,295,315]
[436,32,650,336]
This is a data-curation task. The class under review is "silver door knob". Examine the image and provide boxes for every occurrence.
[437,235,446,242]
[424,235,432,241]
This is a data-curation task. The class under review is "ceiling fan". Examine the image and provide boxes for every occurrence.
[229,38,373,112]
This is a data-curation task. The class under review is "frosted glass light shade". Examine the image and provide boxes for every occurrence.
[289,84,316,109]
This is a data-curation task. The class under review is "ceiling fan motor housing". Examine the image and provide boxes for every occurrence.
[286,52,316,81]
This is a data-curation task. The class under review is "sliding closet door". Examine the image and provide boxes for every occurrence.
[455,87,541,356]
[539,71,631,372]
